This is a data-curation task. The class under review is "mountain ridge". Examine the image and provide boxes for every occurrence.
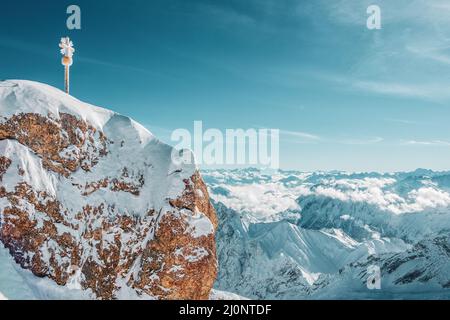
[206,168,450,299]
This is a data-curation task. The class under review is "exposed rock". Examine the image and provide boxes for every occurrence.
[0,113,108,177]
[0,80,217,300]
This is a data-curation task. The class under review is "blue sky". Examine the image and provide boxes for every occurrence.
[1,0,450,172]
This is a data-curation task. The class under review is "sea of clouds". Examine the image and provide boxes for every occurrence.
[202,169,450,221]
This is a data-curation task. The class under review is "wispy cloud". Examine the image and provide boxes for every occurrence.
[351,81,432,99]
[337,137,384,145]
[351,80,450,101]
[308,0,450,101]
[407,45,450,66]
[385,118,420,125]
[405,140,450,147]
[0,35,173,80]
[77,56,175,79]
[279,129,385,146]
[280,130,321,141]
[321,0,450,27]
[0,36,52,57]
[316,72,450,101]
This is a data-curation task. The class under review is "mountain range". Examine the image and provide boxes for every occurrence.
[1,80,449,300]
[205,168,450,299]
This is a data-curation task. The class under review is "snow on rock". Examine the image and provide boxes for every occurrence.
[207,168,450,299]
[209,289,249,300]
[0,80,217,300]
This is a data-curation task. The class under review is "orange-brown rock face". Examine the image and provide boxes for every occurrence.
[0,80,217,300]
[0,113,108,176]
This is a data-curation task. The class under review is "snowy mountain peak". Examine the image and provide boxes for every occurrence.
[0,80,217,300]
[208,168,450,299]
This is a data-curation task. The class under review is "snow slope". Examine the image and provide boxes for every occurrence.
[205,168,450,299]
[209,289,248,300]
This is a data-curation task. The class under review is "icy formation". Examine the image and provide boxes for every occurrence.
[209,289,248,300]
[0,80,217,300]
[205,168,450,299]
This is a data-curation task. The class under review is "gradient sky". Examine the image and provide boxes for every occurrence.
[1,0,450,172]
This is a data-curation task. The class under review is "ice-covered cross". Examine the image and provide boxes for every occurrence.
[59,37,75,94]
[59,37,75,58]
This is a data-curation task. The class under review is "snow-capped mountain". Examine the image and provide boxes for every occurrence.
[205,168,450,299]
[1,80,449,300]
[0,80,217,300]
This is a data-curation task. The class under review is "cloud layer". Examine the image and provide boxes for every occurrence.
[204,169,450,221]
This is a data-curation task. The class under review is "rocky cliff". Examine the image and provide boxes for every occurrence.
[0,80,217,300]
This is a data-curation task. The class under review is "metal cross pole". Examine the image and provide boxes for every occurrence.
[65,63,70,94]
[59,37,75,94]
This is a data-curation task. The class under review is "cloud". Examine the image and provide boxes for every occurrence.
[345,78,450,101]
[351,81,432,99]
[195,2,257,27]
[407,45,450,66]
[321,0,450,27]
[209,182,304,219]
[313,177,403,211]
[278,127,385,146]
[308,0,450,101]
[206,169,450,219]
[314,177,450,214]
[337,137,384,145]
[0,35,174,81]
[406,140,450,147]
[280,130,321,141]
[317,71,450,101]
[408,187,450,210]
[385,118,420,125]
[77,56,176,79]
[313,176,450,214]
[0,36,51,57]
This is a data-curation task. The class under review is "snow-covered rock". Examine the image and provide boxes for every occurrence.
[312,236,450,299]
[209,289,248,300]
[0,80,217,300]
[205,168,450,299]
